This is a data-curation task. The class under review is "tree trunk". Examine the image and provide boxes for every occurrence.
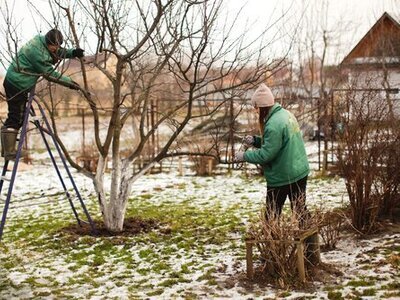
[93,156,130,232]
[103,199,126,232]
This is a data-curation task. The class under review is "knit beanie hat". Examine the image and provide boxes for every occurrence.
[251,83,275,108]
[45,29,64,46]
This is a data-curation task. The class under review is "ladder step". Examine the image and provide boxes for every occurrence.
[0,176,11,182]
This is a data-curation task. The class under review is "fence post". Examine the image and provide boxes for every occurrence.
[207,158,213,175]
[178,157,183,176]
[246,241,254,280]
[296,241,306,283]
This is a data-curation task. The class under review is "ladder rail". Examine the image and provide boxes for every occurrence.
[29,105,82,226]
[34,97,96,233]
[0,160,10,194]
[0,89,35,239]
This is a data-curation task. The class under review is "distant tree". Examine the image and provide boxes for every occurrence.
[289,0,348,171]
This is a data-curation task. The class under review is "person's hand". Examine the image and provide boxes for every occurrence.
[242,135,254,146]
[69,80,80,90]
[234,151,245,162]
[72,48,85,58]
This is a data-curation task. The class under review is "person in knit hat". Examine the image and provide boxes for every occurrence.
[250,83,275,107]
[235,83,310,222]
[1,29,85,160]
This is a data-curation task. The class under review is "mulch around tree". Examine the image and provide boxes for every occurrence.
[62,217,166,238]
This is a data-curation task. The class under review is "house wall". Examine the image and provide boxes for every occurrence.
[346,67,400,117]
[349,68,400,87]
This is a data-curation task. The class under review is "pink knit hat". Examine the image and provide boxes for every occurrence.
[251,83,275,108]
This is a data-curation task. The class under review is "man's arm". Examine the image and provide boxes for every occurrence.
[57,47,85,59]
[25,47,73,86]
[56,47,75,59]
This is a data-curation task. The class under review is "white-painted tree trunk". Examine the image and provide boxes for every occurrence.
[93,155,156,232]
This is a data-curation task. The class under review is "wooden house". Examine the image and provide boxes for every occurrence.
[340,12,400,116]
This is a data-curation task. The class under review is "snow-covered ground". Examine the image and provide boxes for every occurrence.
[0,148,399,299]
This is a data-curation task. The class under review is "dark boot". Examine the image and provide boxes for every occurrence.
[1,127,18,161]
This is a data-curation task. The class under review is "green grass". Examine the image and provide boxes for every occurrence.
[146,289,164,296]
[362,288,376,296]
[347,278,376,287]
[140,193,153,199]
[0,194,246,297]
[386,281,400,290]
[278,291,292,298]
[0,181,397,299]
[327,291,343,300]
[159,278,179,287]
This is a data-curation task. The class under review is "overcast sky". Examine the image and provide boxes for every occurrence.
[0,0,398,74]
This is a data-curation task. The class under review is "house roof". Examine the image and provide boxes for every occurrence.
[341,12,400,66]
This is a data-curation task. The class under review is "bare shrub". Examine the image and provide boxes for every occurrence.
[76,142,100,173]
[190,155,217,176]
[335,89,400,233]
[374,128,400,219]
[246,208,321,285]
[314,208,345,250]
[185,138,218,176]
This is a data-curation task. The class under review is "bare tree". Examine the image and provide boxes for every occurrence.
[286,0,349,170]
[0,0,284,231]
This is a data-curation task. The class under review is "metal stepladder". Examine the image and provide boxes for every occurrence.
[0,88,96,241]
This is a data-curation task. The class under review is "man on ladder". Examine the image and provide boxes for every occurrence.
[1,28,84,160]
[0,29,96,241]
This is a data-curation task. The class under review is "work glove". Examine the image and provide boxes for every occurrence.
[72,48,85,58]
[242,135,254,146]
[233,151,245,163]
[69,80,81,90]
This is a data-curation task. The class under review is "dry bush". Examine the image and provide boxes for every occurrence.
[77,142,100,173]
[313,208,346,250]
[246,207,321,285]
[186,139,218,176]
[374,129,400,220]
[335,89,400,233]
[189,155,217,176]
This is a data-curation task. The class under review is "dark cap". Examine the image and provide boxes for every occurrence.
[45,29,64,46]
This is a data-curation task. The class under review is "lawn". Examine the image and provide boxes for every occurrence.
[0,164,399,299]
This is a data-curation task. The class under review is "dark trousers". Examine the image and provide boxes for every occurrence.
[265,176,309,221]
[3,78,29,130]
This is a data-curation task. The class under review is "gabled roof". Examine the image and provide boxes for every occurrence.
[341,12,400,65]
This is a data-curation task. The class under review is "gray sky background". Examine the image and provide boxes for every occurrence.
[0,0,398,74]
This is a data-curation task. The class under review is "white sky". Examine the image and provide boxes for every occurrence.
[0,0,398,74]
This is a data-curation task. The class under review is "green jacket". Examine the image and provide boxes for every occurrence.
[5,35,74,91]
[244,103,309,187]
